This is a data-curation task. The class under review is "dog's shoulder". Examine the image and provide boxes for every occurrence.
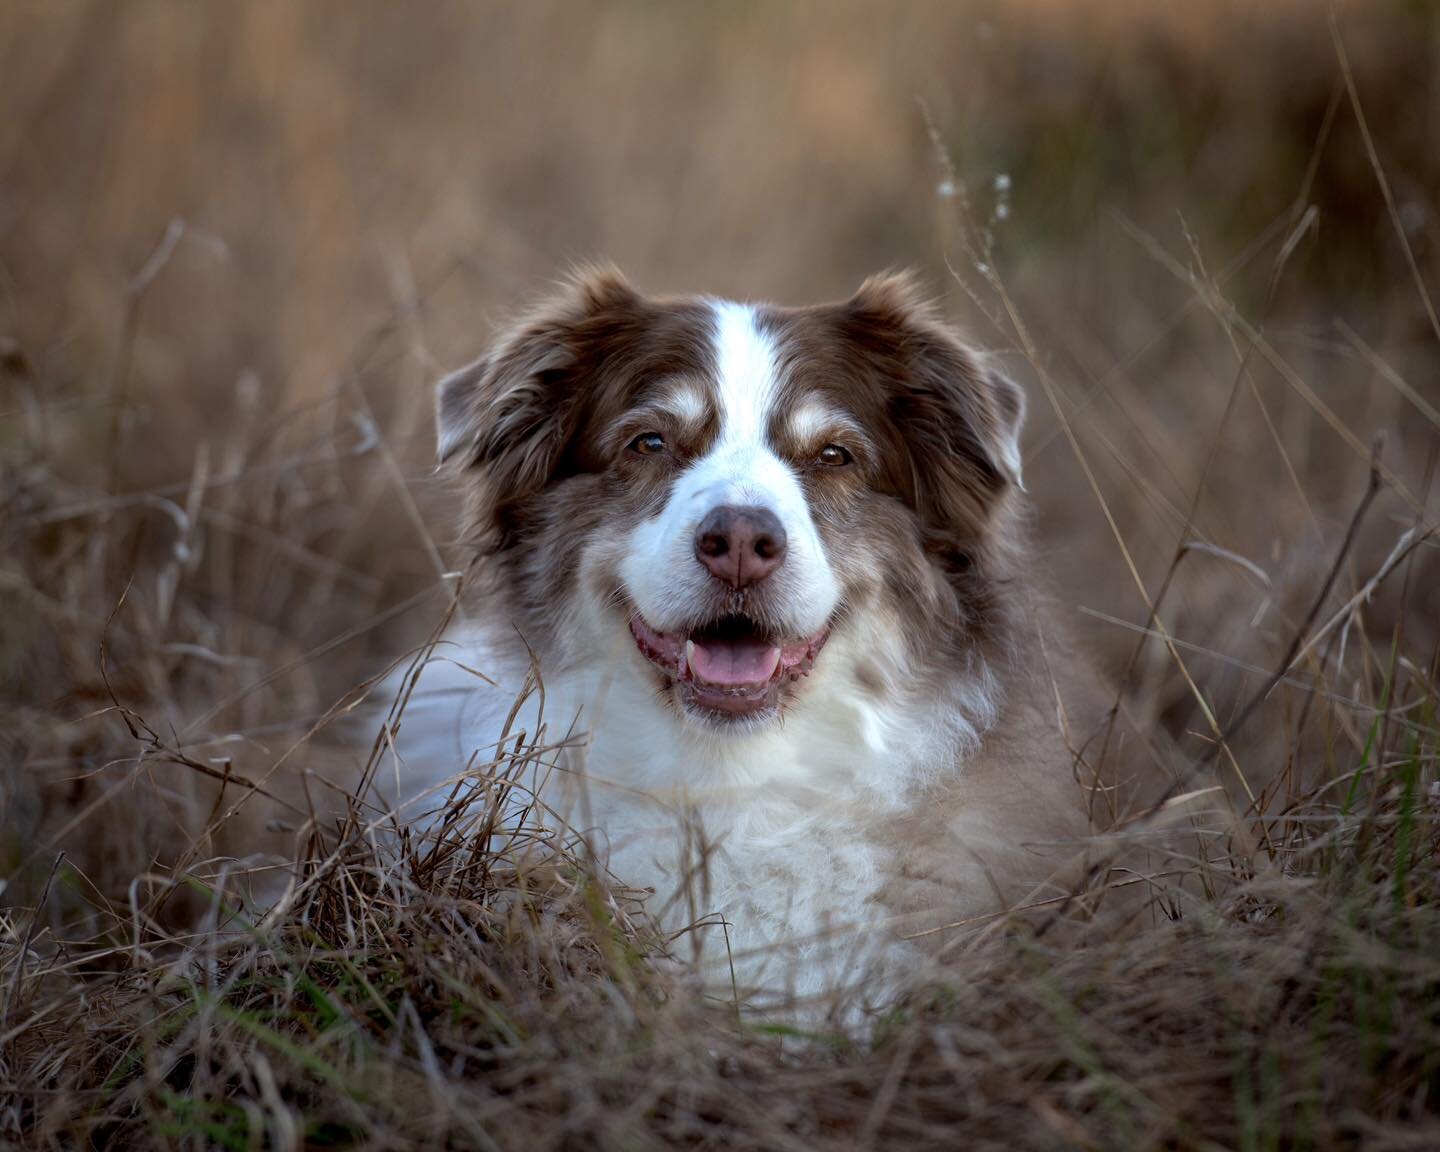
[874,599,1097,943]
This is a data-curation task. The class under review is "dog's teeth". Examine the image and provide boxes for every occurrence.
[683,640,695,679]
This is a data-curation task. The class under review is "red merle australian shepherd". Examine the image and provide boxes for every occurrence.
[388,267,1087,1010]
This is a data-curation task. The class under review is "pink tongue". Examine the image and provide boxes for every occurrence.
[687,637,782,686]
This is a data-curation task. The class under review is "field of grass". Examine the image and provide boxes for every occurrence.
[3,2,1439,1148]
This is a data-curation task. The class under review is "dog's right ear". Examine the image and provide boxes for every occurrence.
[435,267,641,498]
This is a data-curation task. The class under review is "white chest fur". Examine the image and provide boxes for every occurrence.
[383,625,997,1002]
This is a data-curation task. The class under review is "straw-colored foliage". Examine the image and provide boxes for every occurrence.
[3,3,1438,1148]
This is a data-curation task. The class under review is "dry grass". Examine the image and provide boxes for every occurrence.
[5,670,1439,1149]
[3,2,1440,1148]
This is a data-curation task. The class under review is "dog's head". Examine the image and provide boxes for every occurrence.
[438,267,1024,730]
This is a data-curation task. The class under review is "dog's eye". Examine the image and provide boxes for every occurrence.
[628,432,667,457]
[816,444,852,467]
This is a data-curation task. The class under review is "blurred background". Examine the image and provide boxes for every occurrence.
[3,1,1438,898]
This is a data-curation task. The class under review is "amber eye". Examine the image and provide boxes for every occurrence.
[816,444,852,467]
[628,432,667,456]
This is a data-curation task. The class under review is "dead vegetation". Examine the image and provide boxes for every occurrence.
[3,2,1440,1148]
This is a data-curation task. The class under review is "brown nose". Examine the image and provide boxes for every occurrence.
[694,505,788,588]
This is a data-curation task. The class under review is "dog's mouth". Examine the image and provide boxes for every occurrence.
[628,611,830,719]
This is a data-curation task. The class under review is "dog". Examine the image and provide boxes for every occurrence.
[387,266,1089,1010]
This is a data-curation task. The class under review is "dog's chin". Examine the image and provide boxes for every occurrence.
[627,608,831,729]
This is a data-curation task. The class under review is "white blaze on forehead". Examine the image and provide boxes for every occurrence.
[709,301,780,446]
[613,297,842,637]
[706,305,863,454]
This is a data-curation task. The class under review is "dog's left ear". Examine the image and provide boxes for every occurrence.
[844,273,1026,533]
